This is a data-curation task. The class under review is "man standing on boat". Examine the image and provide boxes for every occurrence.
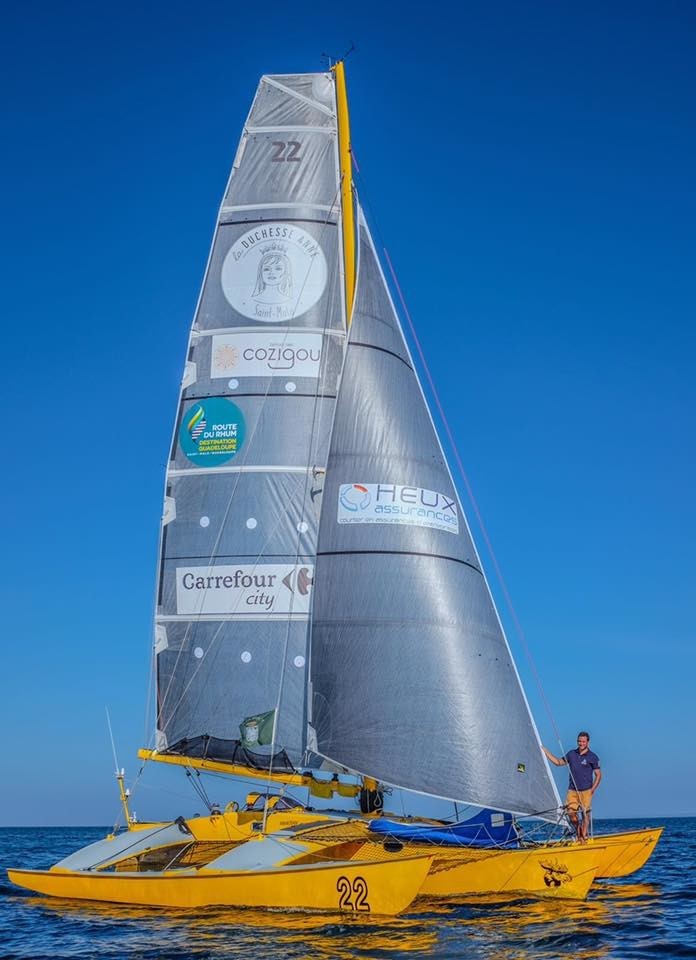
[542,732,601,841]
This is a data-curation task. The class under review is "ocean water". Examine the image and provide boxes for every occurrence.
[1,818,694,959]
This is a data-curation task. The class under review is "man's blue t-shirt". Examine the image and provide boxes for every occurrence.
[564,748,600,792]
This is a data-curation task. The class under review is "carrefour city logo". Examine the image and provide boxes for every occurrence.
[337,483,459,535]
[339,484,372,512]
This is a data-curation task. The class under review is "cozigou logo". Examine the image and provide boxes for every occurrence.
[337,483,459,535]
[220,223,328,323]
[212,344,239,371]
[241,344,319,371]
[210,332,323,380]
[178,397,246,468]
[339,484,372,512]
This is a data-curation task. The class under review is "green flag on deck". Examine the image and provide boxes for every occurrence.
[240,710,275,748]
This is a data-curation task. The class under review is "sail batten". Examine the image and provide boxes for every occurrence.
[317,549,483,573]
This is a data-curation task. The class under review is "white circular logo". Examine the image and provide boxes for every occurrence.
[221,223,327,323]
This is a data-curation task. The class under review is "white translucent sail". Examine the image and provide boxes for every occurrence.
[154,73,347,771]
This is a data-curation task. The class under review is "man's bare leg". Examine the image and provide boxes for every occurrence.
[580,807,591,841]
[568,809,582,841]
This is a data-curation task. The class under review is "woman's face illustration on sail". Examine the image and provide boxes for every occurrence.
[262,259,285,285]
[252,253,293,303]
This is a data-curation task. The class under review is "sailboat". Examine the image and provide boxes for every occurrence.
[8,64,660,914]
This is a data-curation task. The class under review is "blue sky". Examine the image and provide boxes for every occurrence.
[1,2,694,825]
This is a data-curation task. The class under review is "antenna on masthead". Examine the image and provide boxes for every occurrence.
[321,43,356,69]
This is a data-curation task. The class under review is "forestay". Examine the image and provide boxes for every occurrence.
[154,73,346,769]
[309,210,560,815]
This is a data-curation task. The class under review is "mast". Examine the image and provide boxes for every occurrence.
[333,61,356,324]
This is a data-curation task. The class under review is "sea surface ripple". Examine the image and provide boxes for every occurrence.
[1,818,694,959]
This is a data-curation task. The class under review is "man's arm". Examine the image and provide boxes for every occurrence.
[591,768,602,793]
[542,745,567,767]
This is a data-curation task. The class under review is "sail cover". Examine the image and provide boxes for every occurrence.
[309,211,560,814]
[154,73,346,769]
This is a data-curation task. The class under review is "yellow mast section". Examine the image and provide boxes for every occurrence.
[333,61,356,325]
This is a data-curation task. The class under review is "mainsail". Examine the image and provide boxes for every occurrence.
[309,210,560,815]
[154,72,348,770]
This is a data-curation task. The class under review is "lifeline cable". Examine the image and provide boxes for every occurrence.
[382,245,570,788]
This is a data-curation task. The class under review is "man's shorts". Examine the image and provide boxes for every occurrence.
[565,789,592,814]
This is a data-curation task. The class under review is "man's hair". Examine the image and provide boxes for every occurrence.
[577,731,590,740]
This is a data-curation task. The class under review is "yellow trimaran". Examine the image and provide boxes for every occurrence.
[9,63,661,914]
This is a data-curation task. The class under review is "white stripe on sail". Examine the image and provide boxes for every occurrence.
[191,326,346,339]
[245,125,334,134]
[166,464,320,477]
[157,614,310,622]
[221,202,337,215]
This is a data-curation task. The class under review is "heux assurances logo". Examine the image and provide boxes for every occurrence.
[339,484,372,512]
[337,482,459,534]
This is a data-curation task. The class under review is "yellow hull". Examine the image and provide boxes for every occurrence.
[8,854,431,916]
[417,844,602,900]
[283,821,602,900]
[184,808,333,841]
[586,828,663,878]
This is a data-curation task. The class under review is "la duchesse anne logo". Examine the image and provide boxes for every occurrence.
[220,223,327,323]
[179,397,246,467]
[337,483,459,534]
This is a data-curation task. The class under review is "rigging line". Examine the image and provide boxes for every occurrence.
[263,182,346,822]
[157,472,306,730]
[155,141,339,730]
[96,822,179,868]
[297,169,361,776]
[185,767,213,811]
[142,124,249,754]
[170,187,344,733]
[144,645,155,748]
[381,246,567,758]
[352,140,568,783]
[105,707,119,773]
[157,379,298,721]
[158,182,344,741]
[146,79,271,740]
